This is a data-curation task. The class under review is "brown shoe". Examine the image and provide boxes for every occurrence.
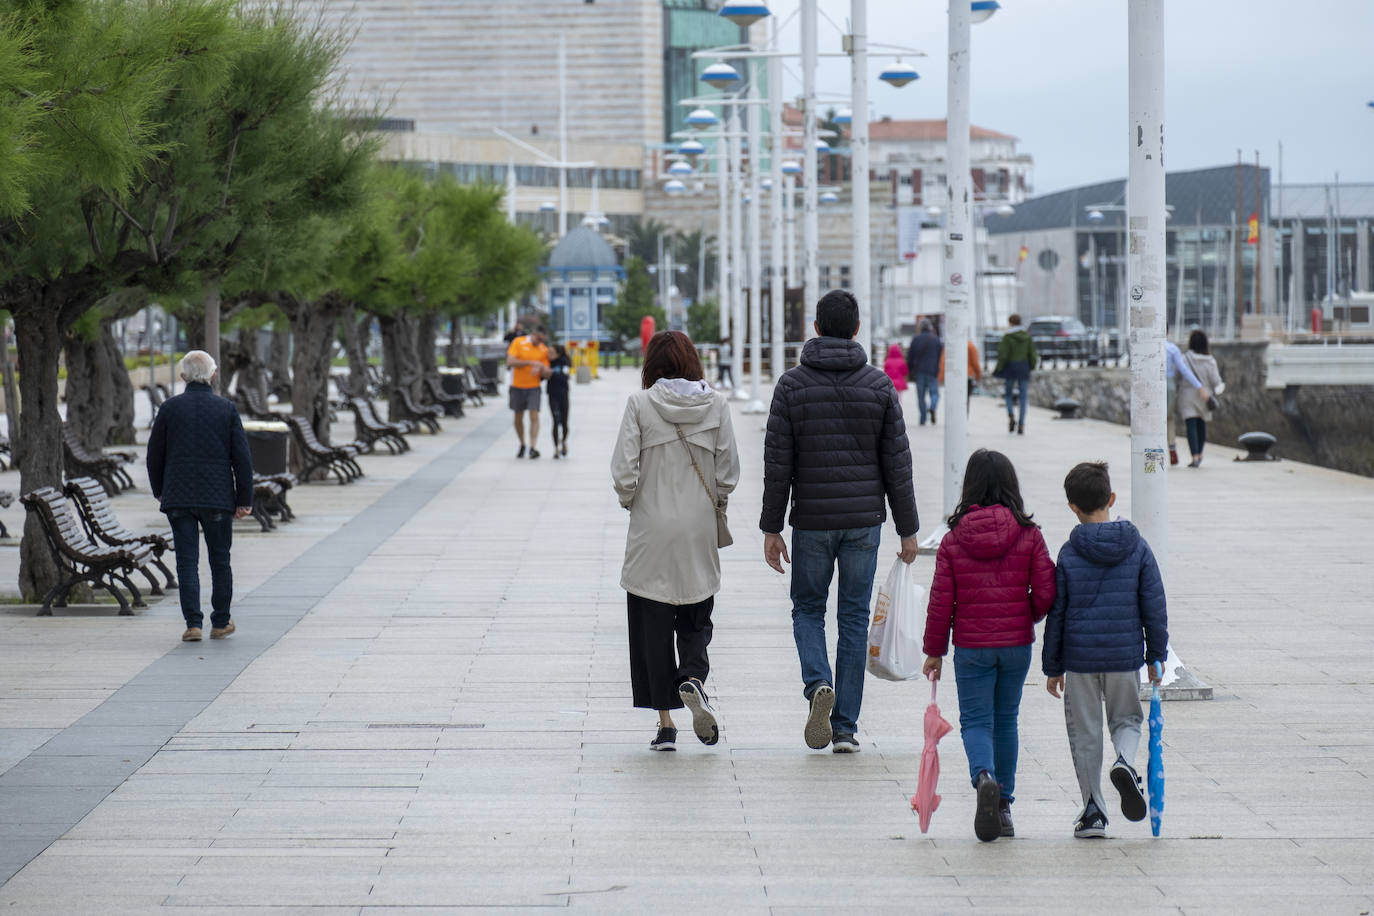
[209,621,236,639]
[181,627,203,642]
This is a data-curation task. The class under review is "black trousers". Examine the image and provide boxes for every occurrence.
[626,592,713,710]
[548,388,569,446]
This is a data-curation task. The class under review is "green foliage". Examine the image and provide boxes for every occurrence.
[686,300,720,343]
[602,256,665,345]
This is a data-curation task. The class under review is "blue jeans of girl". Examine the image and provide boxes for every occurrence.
[953,643,1032,802]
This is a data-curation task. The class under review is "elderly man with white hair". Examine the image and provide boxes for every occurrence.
[146,350,255,642]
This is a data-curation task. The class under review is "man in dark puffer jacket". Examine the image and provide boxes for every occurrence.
[761,290,920,754]
[146,351,254,643]
[1043,461,1168,839]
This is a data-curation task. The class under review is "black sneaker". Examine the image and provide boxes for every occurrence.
[974,771,1001,842]
[928,409,936,426]
[998,798,1015,838]
[803,684,835,749]
[1008,415,1016,433]
[1110,756,1147,822]
[1074,801,1108,838]
[516,445,526,458]
[528,448,541,460]
[831,733,860,754]
[650,726,677,752]
[560,446,567,457]
[678,678,720,746]
[1017,423,1025,435]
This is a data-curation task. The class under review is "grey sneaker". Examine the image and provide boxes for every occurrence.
[804,684,835,749]
[831,733,860,754]
[1074,801,1108,839]
[678,678,720,746]
[1110,756,1147,822]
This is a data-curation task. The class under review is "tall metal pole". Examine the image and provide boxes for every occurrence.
[785,175,797,287]
[769,19,786,380]
[718,136,730,347]
[745,65,765,410]
[851,0,872,360]
[801,0,820,338]
[729,104,746,389]
[942,0,972,518]
[558,36,568,238]
[506,156,518,334]
[1127,0,1168,566]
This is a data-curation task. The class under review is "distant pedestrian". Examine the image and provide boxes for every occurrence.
[907,319,943,425]
[506,326,551,459]
[611,330,740,752]
[1164,339,1209,465]
[502,319,524,345]
[994,314,1038,435]
[1175,331,1223,468]
[762,290,920,754]
[1043,461,1168,840]
[717,337,734,389]
[921,449,1055,842]
[883,343,908,393]
[938,339,984,414]
[547,343,572,458]
[145,351,254,643]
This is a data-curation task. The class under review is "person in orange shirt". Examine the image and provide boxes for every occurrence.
[506,327,552,458]
[938,339,984,415]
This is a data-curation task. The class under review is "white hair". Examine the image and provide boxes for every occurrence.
[180,350,217,383]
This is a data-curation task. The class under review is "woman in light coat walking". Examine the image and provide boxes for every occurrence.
[1175,329,1224,468]
[611,331,741,751]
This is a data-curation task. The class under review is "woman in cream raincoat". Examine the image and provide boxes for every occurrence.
[611,331,740,752]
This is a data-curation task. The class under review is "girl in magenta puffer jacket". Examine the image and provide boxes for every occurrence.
[921,449,1056,842]
[883,343,908,392]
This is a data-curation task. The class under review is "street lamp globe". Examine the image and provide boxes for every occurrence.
[539,201,557,213]
[1086,209,1105,223]
[879,61,919,88]
[667,160,695,177]
[718,0,770,27]
[834,108,853,126]
[685,108,720,129]
[995,203,1015,217]
[700,62,742,91]
[664,179,687,195]
[816,138,831,152]
[761,177,774,190]
[781,160,802,176]
[677,139,706,156]
[819,191,839,204]
[970,1,1001,24]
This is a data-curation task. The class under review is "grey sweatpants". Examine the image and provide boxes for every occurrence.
[1063,670,1144,813]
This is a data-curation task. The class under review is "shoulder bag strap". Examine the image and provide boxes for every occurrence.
[674,424,718,508]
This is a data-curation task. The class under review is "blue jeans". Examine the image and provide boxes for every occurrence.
[790,526,881,735]
[1003,376,1029,426]
[167,508,234,629]
[953,644,1033,803]
[914,373,940,421]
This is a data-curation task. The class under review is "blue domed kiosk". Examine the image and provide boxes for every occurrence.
[543,226,624,343]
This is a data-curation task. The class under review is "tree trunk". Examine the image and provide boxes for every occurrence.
[378,312,421,422]
[444,316,461,367]
[180,309,206,352]
[290,296,345,443]
[417,311,441,394]
[341,306,370,397]
[15,307,66,601]
[63,322,136,451]
[104,324,136,446]
[267,325,291,401]
[204,282,221,394]
[1,320,19,443]
[454,319,469,370]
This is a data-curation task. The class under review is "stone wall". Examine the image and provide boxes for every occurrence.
[1020,341,1374,477]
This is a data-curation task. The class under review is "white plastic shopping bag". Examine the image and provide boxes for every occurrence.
[867,558,926,681]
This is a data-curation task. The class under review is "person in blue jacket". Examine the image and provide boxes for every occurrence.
[1043,460,1168,840]
[146,351,254,643]
[906,319,943,426]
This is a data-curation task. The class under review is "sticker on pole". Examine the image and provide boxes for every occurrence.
[1143,448,1165,474]
[949,272,963,287]
[1131,285,1144,301]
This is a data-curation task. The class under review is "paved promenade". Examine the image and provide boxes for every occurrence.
[0,369,1371,914]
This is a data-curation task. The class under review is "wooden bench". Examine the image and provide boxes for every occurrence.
[64,476,176,598]
[62,426,135,495]
[285,415,363,485]
[345,398,411,454]
[422,376,466,418]
[236,387,284,422]
[20,487,151,615]
[247,473,297,531]
[392,385,443,434]
[0,490,12,538]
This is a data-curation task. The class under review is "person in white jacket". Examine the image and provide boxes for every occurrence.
[611,331,741,751]
[1175,330,1225,468]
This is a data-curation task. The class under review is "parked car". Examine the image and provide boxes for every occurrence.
[1027,316,1099,361]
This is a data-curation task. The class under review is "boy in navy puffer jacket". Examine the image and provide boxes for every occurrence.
[1043,461,1168,839]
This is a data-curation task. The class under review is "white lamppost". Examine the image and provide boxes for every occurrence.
[801,0,820,338]
[850,0,871,358]
[942,0,1000,520]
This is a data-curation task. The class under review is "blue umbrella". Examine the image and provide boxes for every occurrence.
[1148,660,1165,836]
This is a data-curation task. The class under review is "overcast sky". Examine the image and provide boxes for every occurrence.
[773,0,1373,195]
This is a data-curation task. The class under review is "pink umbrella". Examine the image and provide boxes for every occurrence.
[910,673,954,833]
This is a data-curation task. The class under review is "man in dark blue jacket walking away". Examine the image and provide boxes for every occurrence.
[907,319,943,426]
[761,290,920,754]
[146,351,254,643]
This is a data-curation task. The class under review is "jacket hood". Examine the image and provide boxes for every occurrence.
[1004,328,1030,339]
[886,343,904,360]
[1069,519,1140,566]
[800,336,868,372]
[647,378,716,425]
[948,504,1024,560]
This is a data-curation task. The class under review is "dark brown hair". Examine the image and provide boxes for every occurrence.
[947,449,1037,529]
[642,330,704,389]
[1188,329,1209,354]
[1064,461,1112,513]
